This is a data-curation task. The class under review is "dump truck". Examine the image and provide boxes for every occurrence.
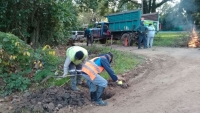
[90,9,159,46]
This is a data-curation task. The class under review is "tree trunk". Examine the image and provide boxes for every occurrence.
[148,0,152,13]
[31,20,39,48]
[142,0,171,14]
[143,0,148,14]
[151,0,156,12]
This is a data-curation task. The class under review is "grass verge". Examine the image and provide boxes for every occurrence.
[154,31,190,47]
[49,45,144,86]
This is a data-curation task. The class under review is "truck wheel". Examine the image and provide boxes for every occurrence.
[130,40,134,46]
[99,39,106,44]
[130,33,138,46]
[121,33,131,46]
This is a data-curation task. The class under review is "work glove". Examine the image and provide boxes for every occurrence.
[116,80,123,85]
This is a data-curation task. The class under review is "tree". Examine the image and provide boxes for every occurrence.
[75,0,175,16]
[193,0,200,26]
[158,0,200,31]
[116,0,174,14]
[178,0,200,29]
[75,0,114,26]
[180,0,200,25]
[143,0,174,13]
[159,3,185,31]
[0,0,78,47]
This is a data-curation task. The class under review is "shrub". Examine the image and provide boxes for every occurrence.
[0,32,34,74]
[0,32,34,95]
[1,73,30,95]
[0,32,62,95]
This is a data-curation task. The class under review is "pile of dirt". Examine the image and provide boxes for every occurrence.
[4,80,127,113]
[11,85,90,113]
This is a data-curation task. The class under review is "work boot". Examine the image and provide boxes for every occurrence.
[76,75,82,85]
[95,86,107,106]
[70,76,80,91]
[90,92,97,102]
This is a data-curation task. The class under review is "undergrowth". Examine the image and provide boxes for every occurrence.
[0,32,63,96]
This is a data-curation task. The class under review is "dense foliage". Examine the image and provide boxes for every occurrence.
[0,32,62,95]
[75,0,172,14]
[0,0,78,47]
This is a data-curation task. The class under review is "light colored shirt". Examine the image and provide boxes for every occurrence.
[63,56,88,76]
[147,25,155,38]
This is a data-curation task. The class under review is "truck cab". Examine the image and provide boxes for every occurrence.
[91,22,111,44]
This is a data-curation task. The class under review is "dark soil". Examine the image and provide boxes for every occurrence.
[3,79,130,113]
[12,85,88,113]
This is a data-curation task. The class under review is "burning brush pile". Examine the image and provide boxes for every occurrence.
[188,28,200,48]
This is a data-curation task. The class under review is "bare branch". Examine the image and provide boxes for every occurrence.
[156,0,172,8]
[118,0,140,8]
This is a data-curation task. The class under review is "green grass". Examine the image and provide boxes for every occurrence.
[91,31,190,47]
[154,32,190,47]
[83,45,143,80]
[49,77,69,86]
[48,45,143,85]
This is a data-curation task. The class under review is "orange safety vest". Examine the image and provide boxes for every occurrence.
[82,57,104,80]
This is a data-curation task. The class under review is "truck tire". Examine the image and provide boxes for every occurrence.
[130,32,138,46]
[99,39,106,44]
[130,40,134,46]
[121,33,131,46]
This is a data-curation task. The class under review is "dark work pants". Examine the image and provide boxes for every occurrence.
[86,35,92,46]
[138,34,147,49]
[69,63,82,90]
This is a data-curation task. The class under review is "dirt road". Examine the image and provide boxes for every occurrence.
[81,46,200,113]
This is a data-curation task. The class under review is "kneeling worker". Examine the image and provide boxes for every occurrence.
[81,52,123,106]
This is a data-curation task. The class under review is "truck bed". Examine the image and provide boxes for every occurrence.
[106,10,142,32]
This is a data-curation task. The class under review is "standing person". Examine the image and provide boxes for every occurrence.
[84,28,92,46]
[81,52,123,106]
[147,24,156,48]
[62,46,88,91]
[137,21,148,49]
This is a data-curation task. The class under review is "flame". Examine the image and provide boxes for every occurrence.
[188,28,200,48]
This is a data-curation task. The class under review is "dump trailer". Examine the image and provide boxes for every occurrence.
[91,9,159,46]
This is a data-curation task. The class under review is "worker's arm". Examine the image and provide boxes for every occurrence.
[63,57,71,77]
[100,58,118,82]
[137,27,142,34]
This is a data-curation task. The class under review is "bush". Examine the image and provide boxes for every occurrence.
[0,32,63,95]
[1,73,31,95]
[0,32,34,73]
[33,69,54,82]
[0,32,33,95]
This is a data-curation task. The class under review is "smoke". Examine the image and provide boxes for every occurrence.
[161,0,197,31]
[179,0,197,23]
